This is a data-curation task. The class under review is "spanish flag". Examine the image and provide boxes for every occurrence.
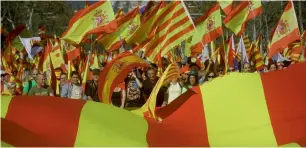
[132,63,180,120]
[61,1,117,44]
[223,1,249,35]
[269,1,300,58]
[186,4,223,56]
[217,0,233,16]
[97,7,140,52]
[98,52,149,103]
[50,38,65,69]
[2,62,306,147]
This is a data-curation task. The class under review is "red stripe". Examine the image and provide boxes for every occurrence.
[195,4,220,26]
[4,96,86,146]
[223,1,249,24]
[147,87,210,146]
[1,118,62,147]
[190,42,203,56]
[142,1,165,24]
[117,7,139,26]
[67,47,81,61]
[202,26,223,44]
[268,29,300,58]
[108,40,124,52]
[260,62,306,146]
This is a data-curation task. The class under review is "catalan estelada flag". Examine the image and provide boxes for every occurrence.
[97,7,140,52]
[98,52,149,104]
[223,1,249,35]
[61,1,117,44]
[186,4,223,56]
[2,62,306,147]
[269,1,300,58]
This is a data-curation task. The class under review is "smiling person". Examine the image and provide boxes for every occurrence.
[61,71,86,100]
[28,74,54,96]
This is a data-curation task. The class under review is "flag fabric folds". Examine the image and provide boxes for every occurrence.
[98,52,149,104]
[61,1,117,45]
[1,62,306,147]
[237,36,249,65]
[223,1,249,35]
[268,1,300,58]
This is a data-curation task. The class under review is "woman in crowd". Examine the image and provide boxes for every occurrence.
[111,82,126,108]
[162,78,182,107]
[204,71,217,82]
[268,62,277,72]
[182,70,199,93]
[61,71,86,100]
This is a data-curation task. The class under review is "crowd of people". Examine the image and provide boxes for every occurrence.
[1,54,296,110]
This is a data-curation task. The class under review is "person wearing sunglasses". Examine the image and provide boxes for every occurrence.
[204,71,217,82]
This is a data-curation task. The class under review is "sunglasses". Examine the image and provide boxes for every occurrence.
[207,75,215,78]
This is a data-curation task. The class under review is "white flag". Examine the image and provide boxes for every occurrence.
[237,36,249,64]
[19,37,42,60]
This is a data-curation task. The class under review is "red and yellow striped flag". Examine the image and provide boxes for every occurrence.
[125,1,167,45]
[268,1,300,58]
[186,4,223,56]
[2,62,306,147]
[223,1,249,35]
[246,0,262,21]
[143,1,195,63]
[81,56,90,91]
[217,0,233,16]
[61,1,117,44]
[132,63,180,120]
[97,7,140,52]
[98,52,149,104]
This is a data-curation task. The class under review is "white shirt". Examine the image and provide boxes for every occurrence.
[167,82,182,104]
[70,85,82,99]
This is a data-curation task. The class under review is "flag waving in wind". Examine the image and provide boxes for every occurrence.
[268,1,300,58]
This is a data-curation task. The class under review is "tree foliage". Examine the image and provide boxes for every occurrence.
[1,1,74,36]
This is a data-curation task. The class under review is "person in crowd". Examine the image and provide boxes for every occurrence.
[179,65,189,86]
[277,62,284,70]
[198,69,206,85]
[268,62,277,72]
[59,73,68,97]
[22,68,39,96]
[162,78,182,107]
[143,67,166,107]
[1,72,10,93]
[111,82,126,108]
[243,63,252,73]
[28,74,54,96]
[205,71,217,82]
[85,69,100,102]
[182,70,199,93]
[8,82,20,96]
[125,69,144,108]
[61,71,86,100]
[217,66,225,76]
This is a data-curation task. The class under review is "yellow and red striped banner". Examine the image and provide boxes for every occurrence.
[98,52,149,104]
[217,0,233,16]
[2,62,306,147]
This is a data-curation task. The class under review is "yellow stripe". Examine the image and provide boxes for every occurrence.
[200,73,277,146]
[1,96,12,118]
[75,101,148,146]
